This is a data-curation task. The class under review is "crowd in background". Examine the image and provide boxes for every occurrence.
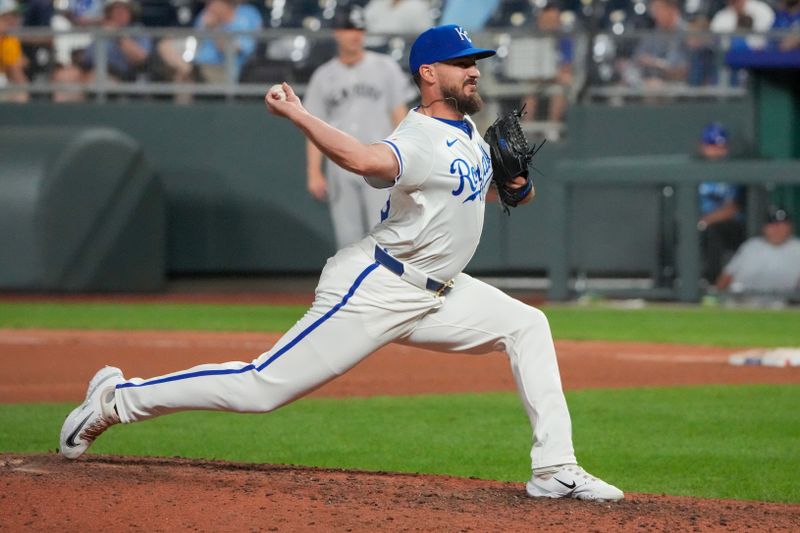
[1,0,798,105]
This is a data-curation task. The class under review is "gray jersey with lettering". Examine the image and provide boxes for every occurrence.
[304,51,412,249]
[304,51,409,143]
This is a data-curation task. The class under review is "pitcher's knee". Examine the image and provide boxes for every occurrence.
[519,307,552,335]
[504,307,554,354]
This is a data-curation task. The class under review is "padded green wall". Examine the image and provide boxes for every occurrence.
[0,102,330,274]
[0,100,757,278]
[0,127,165,291]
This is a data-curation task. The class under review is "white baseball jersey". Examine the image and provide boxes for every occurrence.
[368,110,493,282]
[113,108,577,473]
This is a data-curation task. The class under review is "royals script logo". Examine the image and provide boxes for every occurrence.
[449,145,492,203]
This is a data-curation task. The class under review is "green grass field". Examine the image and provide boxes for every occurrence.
[1,301,799,502]
[2,301,800,346]
[1,386,798,502]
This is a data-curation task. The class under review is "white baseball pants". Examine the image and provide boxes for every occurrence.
[115,244,576,469]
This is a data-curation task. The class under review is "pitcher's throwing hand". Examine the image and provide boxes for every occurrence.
[264,82,302,117]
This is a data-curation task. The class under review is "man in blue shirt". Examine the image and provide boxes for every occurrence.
[438,0,500,31]
[81,0,152,82]
[772,0,800,51]
[520,2,574,126]
[697,122,746,283]
[155,0,262,91]
[192,0,262,82]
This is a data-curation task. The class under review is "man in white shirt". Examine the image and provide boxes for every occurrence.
[364,0,433,34]
[60,24,624,503]
[717,207,800,294]
[710,0,775,49]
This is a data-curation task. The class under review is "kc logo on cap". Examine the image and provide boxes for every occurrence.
[409,24,496,74]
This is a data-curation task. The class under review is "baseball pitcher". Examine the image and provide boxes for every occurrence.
[60,24,623,502]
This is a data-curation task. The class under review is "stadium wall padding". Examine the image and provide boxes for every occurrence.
[0,127,165,291]
[0,100,755,280]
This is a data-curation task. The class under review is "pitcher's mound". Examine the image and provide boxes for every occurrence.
[2,454,798,531]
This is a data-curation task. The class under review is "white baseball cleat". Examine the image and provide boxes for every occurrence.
[59,366,124,459]
[526,464,624,502]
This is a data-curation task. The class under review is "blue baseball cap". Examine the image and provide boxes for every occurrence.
[701,122,729,146]
[409,24,496,75]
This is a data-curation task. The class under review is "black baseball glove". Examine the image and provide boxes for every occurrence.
[484,108,544,214]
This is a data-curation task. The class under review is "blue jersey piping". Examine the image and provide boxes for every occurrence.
[117,262,381,389]
[382,139,403,177]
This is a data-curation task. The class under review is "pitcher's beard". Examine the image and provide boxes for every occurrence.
[441,84,483,115]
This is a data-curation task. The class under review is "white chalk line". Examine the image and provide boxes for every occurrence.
[0,333,731,363]
[0,335,269,350]
[615,353,729,364]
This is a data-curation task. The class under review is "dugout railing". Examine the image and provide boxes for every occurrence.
[548,156,800,302]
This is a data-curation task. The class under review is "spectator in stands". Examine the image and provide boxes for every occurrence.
[696,122,746,284]
[303,3,410,249]
[0,0,29,102]
[51,0,105,65]
[710,0,775,50]
[709,0,775,86]
[20,0,57,82]
[193,0,261,82]
[438,0,500,31]
[772,0,800,51]
[46,0,106,102]
[686,13,719,86]
[24,0,55,27]
[521,2,573,127]
[626,0,689,91]
[157,0,262,93]
[65,0,106,26]
[81,0,152,83]
[716,206,800,296]
[364,0,433,34]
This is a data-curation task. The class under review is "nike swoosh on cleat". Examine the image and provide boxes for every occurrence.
[446,138,458,147]
[65,413,93,448]
[554,477,577,490]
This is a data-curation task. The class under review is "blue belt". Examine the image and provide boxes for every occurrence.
[374,245,454,297]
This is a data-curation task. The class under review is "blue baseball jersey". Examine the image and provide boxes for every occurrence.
[698,181,742,216]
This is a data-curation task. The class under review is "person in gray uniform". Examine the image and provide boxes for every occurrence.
[304,4,411,249]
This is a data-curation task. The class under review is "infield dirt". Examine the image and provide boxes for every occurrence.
[1,328,799,531]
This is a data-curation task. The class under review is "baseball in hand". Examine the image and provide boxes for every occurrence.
[269,84,287,101]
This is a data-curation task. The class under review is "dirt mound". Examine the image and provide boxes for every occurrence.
[2,454,798,532]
